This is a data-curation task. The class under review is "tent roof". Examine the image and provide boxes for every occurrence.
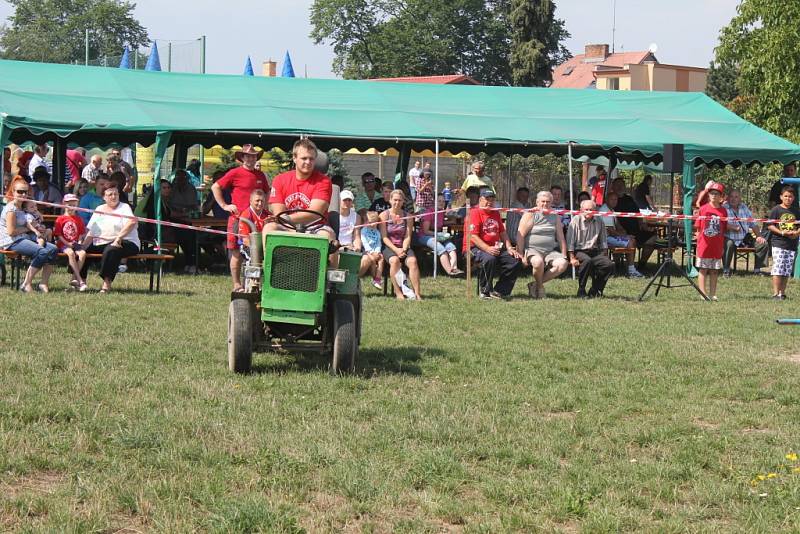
[0,59,797,166]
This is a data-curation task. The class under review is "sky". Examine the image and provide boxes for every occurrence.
[0,0,739,77]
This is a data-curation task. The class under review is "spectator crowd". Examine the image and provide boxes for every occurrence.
[1,142,798,301]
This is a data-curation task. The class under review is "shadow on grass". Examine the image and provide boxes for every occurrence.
[249,345,440,377]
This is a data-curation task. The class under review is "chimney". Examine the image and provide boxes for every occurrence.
[585,44,610,60]
[262,60,277,77]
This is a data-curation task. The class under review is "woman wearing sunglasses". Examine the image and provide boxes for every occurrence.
[0,176,58,292]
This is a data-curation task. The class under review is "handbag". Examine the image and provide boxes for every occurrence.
[732,205,756,247]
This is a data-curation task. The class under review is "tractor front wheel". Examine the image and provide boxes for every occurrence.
[331,299,357,374]
[228,299,253,373]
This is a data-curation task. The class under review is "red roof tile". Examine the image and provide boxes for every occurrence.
[368,74,481,85]
[551,51,655,89]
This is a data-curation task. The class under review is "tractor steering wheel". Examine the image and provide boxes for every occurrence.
[275,209,326,233]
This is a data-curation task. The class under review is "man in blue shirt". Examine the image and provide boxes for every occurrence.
[78,174,110,224]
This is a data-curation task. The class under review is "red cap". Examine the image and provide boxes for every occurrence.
[707,181,725,194]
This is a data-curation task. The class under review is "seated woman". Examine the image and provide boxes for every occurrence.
[516,190,569,299]
[380,189,421,300]
[414,194,462,276]
[81,186,140,293]
[0,177,58,292]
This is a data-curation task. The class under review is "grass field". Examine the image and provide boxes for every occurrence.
[1,268,800,532]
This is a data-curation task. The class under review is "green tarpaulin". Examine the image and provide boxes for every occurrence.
[0,59,798,166]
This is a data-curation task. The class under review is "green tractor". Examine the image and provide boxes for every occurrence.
[227,209,363,374]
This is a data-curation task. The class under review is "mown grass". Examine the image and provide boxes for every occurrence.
[1,267,800,532]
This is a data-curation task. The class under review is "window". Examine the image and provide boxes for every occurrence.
[607,77,619,90]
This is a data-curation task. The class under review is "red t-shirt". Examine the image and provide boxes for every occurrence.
[66,150,86,185]
[591,178,606,206]
[238,207,270,241]
[269,170,332,210]
[463,207,504,252]
[216,166,270,212]
[53,214,86,247]
[695,203,727,259]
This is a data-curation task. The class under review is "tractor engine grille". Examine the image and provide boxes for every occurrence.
[270,246,320,292]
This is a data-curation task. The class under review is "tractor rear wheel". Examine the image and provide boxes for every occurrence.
[331,299,356,374]
[228,299,253,373]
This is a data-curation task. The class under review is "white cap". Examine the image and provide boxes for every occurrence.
[341,190,355,201]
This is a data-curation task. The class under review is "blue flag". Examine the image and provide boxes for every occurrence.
[119,47,131,69]
[145,42,161,72]
[244,56,254,76]
[281,50,295,78]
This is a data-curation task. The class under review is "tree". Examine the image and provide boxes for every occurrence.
[0,0,149,65]
[508,0,571,86]
[310,0,569,86]
[713,0,800,142]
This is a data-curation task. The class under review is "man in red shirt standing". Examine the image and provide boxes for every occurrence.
[212,144,270,291]
[266,139,333,240]
[466,188,522,299]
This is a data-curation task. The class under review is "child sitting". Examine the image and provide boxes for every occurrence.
[53,193,88,291]
[360,210,384,289]
[23,200,51,247]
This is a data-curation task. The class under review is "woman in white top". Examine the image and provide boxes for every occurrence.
[81,186,140,293]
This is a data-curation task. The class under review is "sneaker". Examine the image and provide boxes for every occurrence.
[773,294,783,300]
[723,270,732,278]
[711,295,719,301]
[449,268,464,276]
[479,292,493,300]
[78,283,88,292]
[69,279,79,288]
[371,277,383,290]
[627,267,644,278]
[488,291,506,300]
[117,264,128,274]
[781,294,788,300]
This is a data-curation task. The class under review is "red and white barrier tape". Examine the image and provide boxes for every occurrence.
[28,198,247,240]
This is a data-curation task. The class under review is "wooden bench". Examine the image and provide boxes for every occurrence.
[0,249,175,292]
[608,246,637,275]
[733,247,756,272]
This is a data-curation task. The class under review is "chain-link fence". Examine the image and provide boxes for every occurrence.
[86,38,205,73]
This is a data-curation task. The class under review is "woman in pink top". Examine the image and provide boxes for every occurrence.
[379,189,421,300]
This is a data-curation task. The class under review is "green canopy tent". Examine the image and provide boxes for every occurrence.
[0,58,798,270]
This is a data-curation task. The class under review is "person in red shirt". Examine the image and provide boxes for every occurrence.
[237,189,270,249]
[466,188,522,299]
[589,167,607,206]
[211,143,270,292]
[695,181,727,301]
[53,193,88,291]
[266,138,333,240]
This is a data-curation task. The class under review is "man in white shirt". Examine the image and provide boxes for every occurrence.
[408,160,421,201]
[82,154,104,183]
[28,144,52,177]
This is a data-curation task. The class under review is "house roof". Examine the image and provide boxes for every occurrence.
[368,74,481,85]
[551,51,654,89]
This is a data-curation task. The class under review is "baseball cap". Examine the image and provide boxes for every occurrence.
[479,188,496,198]
[340,190,355,201]
[63,193,79,202]
[707,181,724,194]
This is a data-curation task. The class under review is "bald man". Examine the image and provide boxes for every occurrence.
[567,200,614,298]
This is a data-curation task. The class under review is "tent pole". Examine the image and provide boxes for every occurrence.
[433,140,439,278]
[568,142,575,279]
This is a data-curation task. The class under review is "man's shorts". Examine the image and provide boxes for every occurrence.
[525,249,566,267]
[607,235,632,248]
[226,215,241,250]
[772,246,796,277]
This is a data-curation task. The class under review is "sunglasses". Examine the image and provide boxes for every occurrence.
[16,189,29,194]
[363,179,375,184]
